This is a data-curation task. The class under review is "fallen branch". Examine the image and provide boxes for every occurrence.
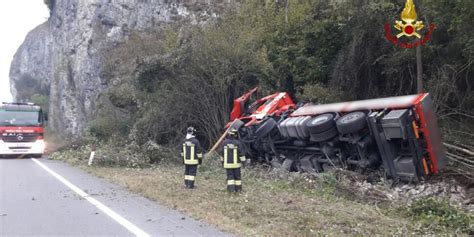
[452,169,474,181]
[446,152,474,165]
[443,171,474,181]
[444,142,474,156]
[446,155,474,169]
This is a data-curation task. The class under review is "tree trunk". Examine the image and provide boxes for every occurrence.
[277,0,295,99]
[416,45,423,93]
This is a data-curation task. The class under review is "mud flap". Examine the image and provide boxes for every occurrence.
[393,157,418,182]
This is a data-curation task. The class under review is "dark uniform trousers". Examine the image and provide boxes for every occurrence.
[226,168,242,192]
[184,165,198,188]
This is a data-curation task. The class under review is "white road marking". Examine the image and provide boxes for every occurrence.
[31,158,150,237]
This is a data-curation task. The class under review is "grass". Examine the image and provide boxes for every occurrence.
[49,145,473,236]
[83,164,413,236]
[51,157,404,235]
[404,198,473,234]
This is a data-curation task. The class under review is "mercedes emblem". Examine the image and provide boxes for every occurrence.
[17,134,24,141]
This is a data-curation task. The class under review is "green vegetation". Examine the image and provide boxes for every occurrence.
[30,94,49,120]
[15,75,49,102]
[44,1,473,235]
[406,198,473,233]
[30,94,48,110]
[92,0,473,154]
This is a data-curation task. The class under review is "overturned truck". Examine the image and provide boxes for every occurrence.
[226,87,446,182]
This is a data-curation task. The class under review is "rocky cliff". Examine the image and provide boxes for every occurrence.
[10,0,235,136]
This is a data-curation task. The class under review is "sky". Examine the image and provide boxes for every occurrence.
[0,1,49,102]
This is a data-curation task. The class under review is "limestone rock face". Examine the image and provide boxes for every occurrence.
[10,0,235,136]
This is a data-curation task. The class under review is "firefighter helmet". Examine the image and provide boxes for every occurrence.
[187,126,196,135]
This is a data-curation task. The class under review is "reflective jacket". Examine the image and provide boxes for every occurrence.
[182,137,203,165]
[220,138,246,169]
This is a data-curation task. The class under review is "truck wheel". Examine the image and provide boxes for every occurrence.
[255,118,277,138]
[336,111,367,134]
[306,113,336,134]
[309,126,338,142]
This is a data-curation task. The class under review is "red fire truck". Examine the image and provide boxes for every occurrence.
[0,102,46,158]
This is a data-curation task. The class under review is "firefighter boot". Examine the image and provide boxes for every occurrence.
[235,181,242,192]
[188,179,195,189]
[227,180,236,192]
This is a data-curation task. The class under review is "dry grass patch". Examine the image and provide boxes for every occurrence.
[78,159,418,236]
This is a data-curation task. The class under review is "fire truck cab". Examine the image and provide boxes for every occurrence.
[0,102,46,158]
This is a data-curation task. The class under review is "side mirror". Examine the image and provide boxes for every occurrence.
[43,113,49,127]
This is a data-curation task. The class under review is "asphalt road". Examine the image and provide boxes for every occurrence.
[0,158,227,236]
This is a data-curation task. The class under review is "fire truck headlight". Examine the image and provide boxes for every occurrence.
[34,140,45,152]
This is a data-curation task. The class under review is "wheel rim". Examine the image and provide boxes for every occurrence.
[341,112,362,123]
[311,114,332,125]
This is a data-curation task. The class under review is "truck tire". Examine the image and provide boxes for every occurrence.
[255,118,277,139]
[336,111,367,134]
[306,113,336,134]
[309,126,338,142]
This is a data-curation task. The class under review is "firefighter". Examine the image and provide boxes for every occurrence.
[220,128,246,192]
[182,127,203,189]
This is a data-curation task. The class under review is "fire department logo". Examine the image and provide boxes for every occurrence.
[384,0,435,48]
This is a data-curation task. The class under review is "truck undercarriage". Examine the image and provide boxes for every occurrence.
[226,88,446,182]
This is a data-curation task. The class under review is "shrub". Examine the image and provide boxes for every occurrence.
[87,99,130,141]
[407,197,473,234]
[143,139,180,164]
[298,83,342,104]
